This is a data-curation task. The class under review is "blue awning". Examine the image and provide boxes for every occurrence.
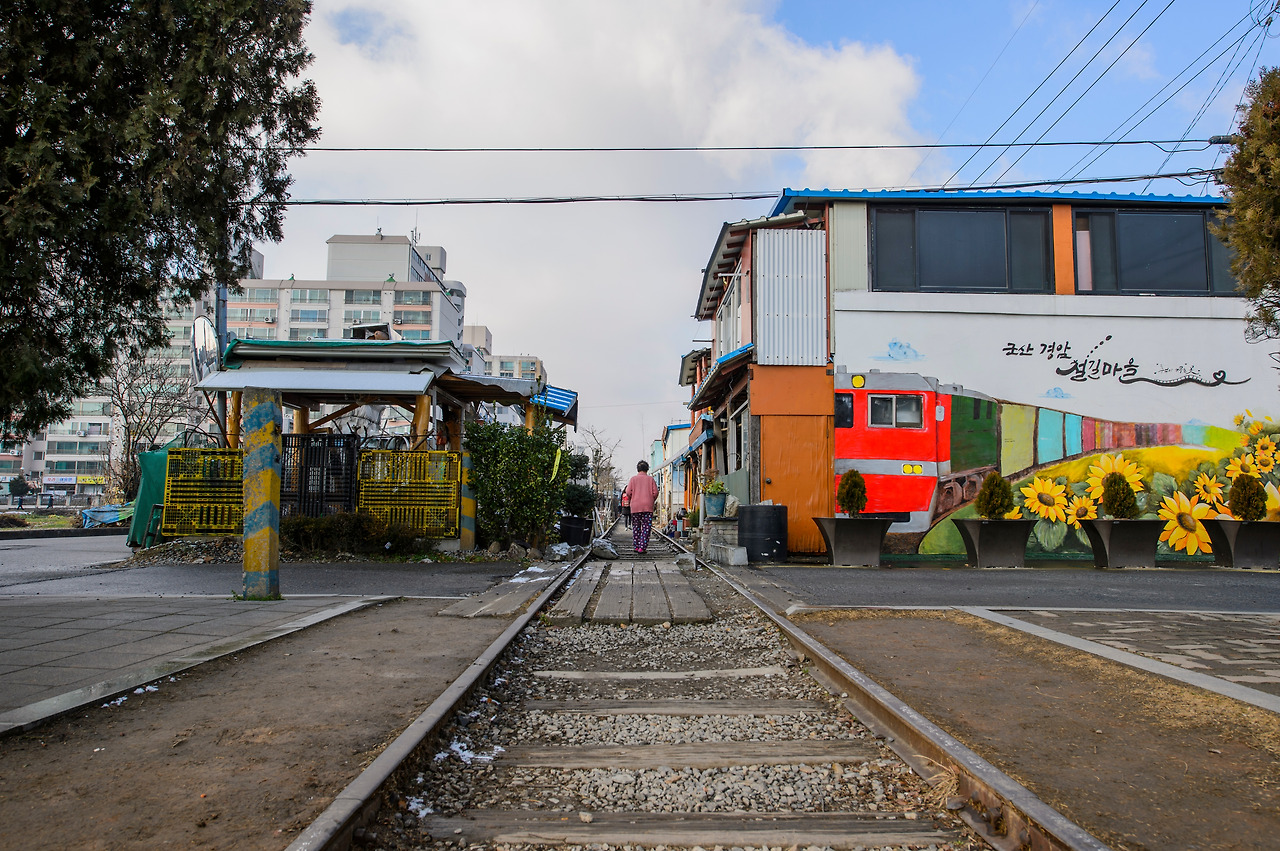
[530,385,579,428]
[688,343,754,411]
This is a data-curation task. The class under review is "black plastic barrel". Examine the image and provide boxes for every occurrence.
[738,504,788,563]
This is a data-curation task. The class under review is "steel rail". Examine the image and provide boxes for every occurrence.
[659,532,1110,851]
[285,551,587,851]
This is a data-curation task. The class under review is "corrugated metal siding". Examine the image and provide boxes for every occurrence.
[754,229,827,365]
[828,202,868,292]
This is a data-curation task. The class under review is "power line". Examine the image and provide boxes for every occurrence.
[257,169,1222,207]
[987,0,1179,186]
[285,138,1209,154]
[906,0,1041,186]
[942,0,1126,187]
[1059,6,1262,181]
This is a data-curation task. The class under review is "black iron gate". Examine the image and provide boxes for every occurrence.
[281,434,359,517]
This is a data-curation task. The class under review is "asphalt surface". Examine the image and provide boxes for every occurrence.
[745,564,1280,612]
[0,534,133,587]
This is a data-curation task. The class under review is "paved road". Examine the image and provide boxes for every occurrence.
[0,536,523,597]
[732,564,1280,612]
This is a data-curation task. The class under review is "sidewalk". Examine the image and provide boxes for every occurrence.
[0,595,386,734]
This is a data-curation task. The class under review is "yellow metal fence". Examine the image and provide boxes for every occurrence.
[160,448,461,538]
[358,450,461,538]
[161,448,244,537]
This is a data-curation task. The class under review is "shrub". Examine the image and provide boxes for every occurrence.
[1228,474,1267,521]
[703,476,727,495]
[562,482,596,517]
[689,506,700,528]
[463,418,569,548]
[1100,472,1139,519]
[7,478,31,498]
[974,471,1015,519]
[281,512,420,556]
[836,469,868,515]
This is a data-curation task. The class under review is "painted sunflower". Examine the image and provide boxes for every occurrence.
[1085,453,1144,501]
[1250,420,1265,435]
[1268,482,1280,522]
[1158,492,1214,555]
[1003,506,1024,520]
[1020,477,1068,523]
[1257,452,1276,474]
[1065,495,1097,529]
[1193,473,1226,507]
[1233,413,1246,427]
[1255,435,1276,455]
[1226,453,1261,480]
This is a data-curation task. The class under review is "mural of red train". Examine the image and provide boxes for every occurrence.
[833,368,1208,533]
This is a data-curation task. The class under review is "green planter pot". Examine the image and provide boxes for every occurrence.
[704,493,727,518]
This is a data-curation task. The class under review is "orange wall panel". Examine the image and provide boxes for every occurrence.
[750,366,833,416]
[760,414,832,554]
[1052,204,1075,295]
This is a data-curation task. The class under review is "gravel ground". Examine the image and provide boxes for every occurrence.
[121,536,518,566]
[364,565,983,851]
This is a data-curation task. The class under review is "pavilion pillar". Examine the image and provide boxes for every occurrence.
[241,388,282,600]
[412,394,432,447]
[227,391,242,450]
[293,407,310,435]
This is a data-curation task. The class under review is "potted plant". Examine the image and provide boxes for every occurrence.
[1201,473,1280,568]
[812,468,898,566]
[953,471,1036,568]
[559,482,596,546]
[702,475,728,518]
[1078,470,1165,568]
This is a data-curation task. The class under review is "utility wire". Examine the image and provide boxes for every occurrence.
[941,0,1125,187]
[1059,6,1260,181]
[973,0,1171,187]
[1143,22,1268,191]
[285,138,1199,153]
[904,0,1041,186]
[988,0,1179,186]
[256,169,1221,207]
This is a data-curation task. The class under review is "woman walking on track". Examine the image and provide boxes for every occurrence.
[620,488,631,528]
[623,460,658,554]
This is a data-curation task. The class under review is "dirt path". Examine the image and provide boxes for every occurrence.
[0,598,511,850]
[798,610,1280,851]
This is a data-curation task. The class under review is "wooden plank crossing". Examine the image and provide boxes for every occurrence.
[592,563,633,624]
[523,698,827,716]
[440,568,564,618]
[656,562,711,623]
[420,810,955,848]
[630,560,670,624]
[545,565,604,625]
[498,739,876,769]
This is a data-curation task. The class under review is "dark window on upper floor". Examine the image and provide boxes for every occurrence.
[1074,209,1236,295]
[872,207,1052,293]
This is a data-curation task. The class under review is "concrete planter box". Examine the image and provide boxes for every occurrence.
[952,518,1036,568]
[1202,518,1280,569]
[1078,518,1165,569]
[813,516,897,567]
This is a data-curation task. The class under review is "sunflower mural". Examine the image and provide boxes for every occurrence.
[1157,492,1215,555]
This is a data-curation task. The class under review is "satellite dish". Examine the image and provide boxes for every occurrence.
[191,315,220,383]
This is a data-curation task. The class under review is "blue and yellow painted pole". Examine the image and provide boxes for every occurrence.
[460,452,476,550]
[241,387,282,599]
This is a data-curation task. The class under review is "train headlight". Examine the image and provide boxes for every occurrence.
[851,375,865,388]
[901,463,925,475]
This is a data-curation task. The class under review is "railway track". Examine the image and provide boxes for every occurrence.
[289,523,1103,851]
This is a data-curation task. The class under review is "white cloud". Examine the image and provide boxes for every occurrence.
[262,0,922,466]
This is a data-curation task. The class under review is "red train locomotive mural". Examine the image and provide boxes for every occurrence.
[833,369,1192,532]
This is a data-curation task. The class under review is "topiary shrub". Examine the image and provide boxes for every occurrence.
[836,469,868,515]
[1100,472,1139,519]
[562,482,597,517]
[974,471,1015,519]
[1228,473,1267,522]
[7,477,31,498]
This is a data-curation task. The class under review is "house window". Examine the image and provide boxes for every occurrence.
[233,287,277,303]
[345,290,381,305]
[393,310,431,324]
[1074,210,1236,295]
[834,393,854,429]
[400,330,431,340]
[868,394,924,428]
[291,289,329,303]
[872,207,1052,292]
[288,328,327,340]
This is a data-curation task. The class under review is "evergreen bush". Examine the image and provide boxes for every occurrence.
[280,512,420,556]
[1228,473,1267,522]
[1100,472,1139,519]
[974,471,1015,519]
[563,482,597,517]
[836,469,868,515]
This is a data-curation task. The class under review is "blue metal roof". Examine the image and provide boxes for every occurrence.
[768,188,1226,217]
[530,385,578,416]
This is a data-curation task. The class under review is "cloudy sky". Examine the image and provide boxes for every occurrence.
[260,0,1278,467]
